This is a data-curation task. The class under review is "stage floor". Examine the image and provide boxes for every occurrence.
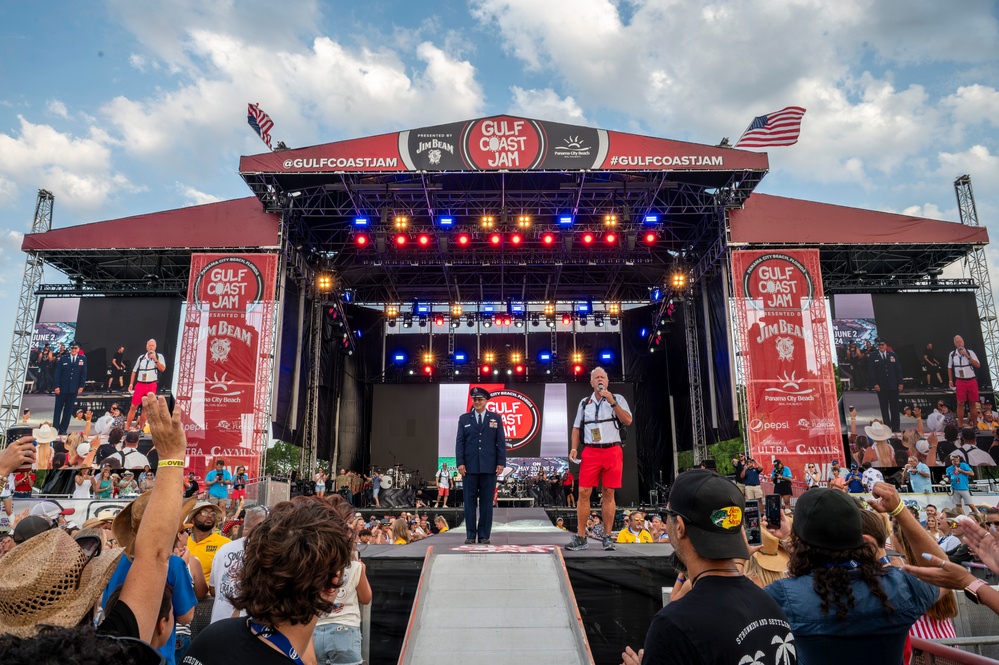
[362,508,676,665]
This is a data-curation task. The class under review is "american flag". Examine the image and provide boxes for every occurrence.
[734,106,806,149]
[247,103,274,149]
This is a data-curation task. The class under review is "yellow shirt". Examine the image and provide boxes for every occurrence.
[393,538,408,545]
[616,528,653,544]
[438,526,449,533]
[188,532,232,584]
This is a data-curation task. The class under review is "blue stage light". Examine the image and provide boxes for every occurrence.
[558,215,574,227]
[509,301,526,314]
[538,350,552,364]
[650,287,662,302]
[392,352,407,365]
[639,327,648,338]
[454,351,467,364]
[575,300,592,314]
[599,350,614,362]
[354,217,369,227]
[643,213,659,224]
[416,303,431,314]
[438,216,455,227]
[355,329,362,338]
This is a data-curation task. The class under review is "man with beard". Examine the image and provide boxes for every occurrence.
[621,469,793,665]
[186,502,230,586]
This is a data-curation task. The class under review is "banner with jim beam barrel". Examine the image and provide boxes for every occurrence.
[731,249,842,484]
[177,253,278,476]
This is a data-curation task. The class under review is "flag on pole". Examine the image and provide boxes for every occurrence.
[734,106,806,149]
[247,103,274,149]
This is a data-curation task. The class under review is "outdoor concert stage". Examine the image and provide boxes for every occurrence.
[360,508,676,665]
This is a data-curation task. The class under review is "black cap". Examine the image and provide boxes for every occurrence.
[470,387,491,399]
[667,469,748,560]
[12,515,57,544]
[792,488,863,551]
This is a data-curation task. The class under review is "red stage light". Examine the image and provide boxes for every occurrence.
[457,233,471,247]
[490,233,502,246]
[394,234,407,247]
[561,313,572,325]
[480,364,491,375]
[355,235,369,247]
[418,233,433,247]
[582,233,595,245]
[644,231,657,245]
[604,232,617,245]
[510,233,523,245]
[423,364,433,375]
[573,364,584,375]
[434,314,445,327]
[514,364,525,375]
[542,232,556,246]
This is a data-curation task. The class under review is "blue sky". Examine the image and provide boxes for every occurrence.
[1,0,999,375]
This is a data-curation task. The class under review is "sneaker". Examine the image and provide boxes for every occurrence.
[602,536,616,551]
[566,534,589,551]
[464,538,476,544]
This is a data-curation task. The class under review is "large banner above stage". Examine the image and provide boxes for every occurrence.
[239,115,768,174]
[731,250,842,482]
[177,253,279,475]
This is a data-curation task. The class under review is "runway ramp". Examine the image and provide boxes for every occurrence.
[398,544,593,665]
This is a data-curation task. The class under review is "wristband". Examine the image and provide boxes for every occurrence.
[159,459,185,468]
[889,502,905,517]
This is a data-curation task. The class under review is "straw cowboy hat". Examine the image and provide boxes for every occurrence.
[864,421,892,442]
[752,527,790,573]
[31,423,60,444]
[0,528,122,637]
[184,500,225,525]
[113,493,197,556]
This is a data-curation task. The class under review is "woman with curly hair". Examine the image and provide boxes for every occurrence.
[184,496,355,664]
[765,488,940,663]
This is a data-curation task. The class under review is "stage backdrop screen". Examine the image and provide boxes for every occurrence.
[834,292,993,468]
[369,382,638,505]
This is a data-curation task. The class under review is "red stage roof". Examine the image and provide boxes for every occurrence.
[239,114,769,175]
[22,197,280,251]
[729,193,988,245]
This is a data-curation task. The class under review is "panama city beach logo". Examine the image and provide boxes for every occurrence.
[553,135,592,158]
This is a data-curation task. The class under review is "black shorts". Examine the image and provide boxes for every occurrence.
[775,480,792,496]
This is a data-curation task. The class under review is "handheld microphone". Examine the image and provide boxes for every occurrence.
[597,382,605,392]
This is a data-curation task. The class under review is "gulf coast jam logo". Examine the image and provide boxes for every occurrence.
[472,388,540,451]
[192,257,266,313]
[463,117,544,170]
[742,253,815,312]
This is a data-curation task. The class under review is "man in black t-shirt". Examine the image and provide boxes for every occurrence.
[185,473,200,499]
[621,470,795,665]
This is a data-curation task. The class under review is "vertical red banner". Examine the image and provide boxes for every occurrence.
[731,250,842,482]
[177,254,279,477]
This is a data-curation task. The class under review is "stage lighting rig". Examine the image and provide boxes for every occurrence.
[671,270,688,290]
[517,214,532,229]
[316,274,333,292]
[604,214,618,227]
[394,215,409,230]
[451,304,463,317]
[481,215,496,229]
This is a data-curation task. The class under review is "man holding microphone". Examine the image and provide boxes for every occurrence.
[126,339,167,431]
[567,367,633,551]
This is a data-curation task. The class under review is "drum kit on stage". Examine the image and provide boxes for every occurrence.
[380,464,415,489]
[497,477,528,498]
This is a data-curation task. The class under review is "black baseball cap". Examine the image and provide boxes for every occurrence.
[470,387,490,399]
[792,488,863,551]
[12,515,57,544]
[667,469,748,560]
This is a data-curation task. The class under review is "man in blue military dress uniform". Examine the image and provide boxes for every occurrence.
[456,386,506,544]
[53,342,87,434]
[868,338,904,433]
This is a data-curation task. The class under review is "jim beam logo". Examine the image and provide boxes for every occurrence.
[415,133,455,166]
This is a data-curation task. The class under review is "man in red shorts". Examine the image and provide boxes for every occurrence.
[566,367,633,551]
[948,334,981,427]
[126,338,167,431]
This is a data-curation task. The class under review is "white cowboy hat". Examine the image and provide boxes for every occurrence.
[864,421,892,441]
[31,423,60,444]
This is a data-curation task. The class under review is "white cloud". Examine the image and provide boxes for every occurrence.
[46,100,69,120]
[508,87,590,125]
[129,53,148,71]
[944,85,999,128]
[0,116,139,212]
[176,183,222,206]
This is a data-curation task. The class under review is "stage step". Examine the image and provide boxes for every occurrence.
[398,545,593,665]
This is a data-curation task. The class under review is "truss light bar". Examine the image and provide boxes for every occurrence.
[481,215,496,229]
[538,350,552,364]
[434,314,445,327]
[510,233,523,246]
[599,350,614,362]
[457,233,472,247]
[394,215,409,230]
[604,214,618,227]
[354,216,369,227]
[438,216,455,227]
[576,300,592,314]
[644,213,659,224]
[562,313,572,326]
[394,233,407,247]
[392,352,407,365]
[608,303,621,316]
[544,302,556,316]
[517,215,532,229]
[489,233,502,246]
[415,303,431,315]
[541,232,556,246]
[455,351,467,364]
[604,232,617,245]
[644,231,658,245]
[480,364,491,375]
[354,234,370,247]
[417,233,432,247]
[558,215,574,227]
[317,274,333,291]
[581,232,595,245]
[451,304,463,317]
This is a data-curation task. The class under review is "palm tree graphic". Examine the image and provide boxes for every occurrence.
[772,633,796,665]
